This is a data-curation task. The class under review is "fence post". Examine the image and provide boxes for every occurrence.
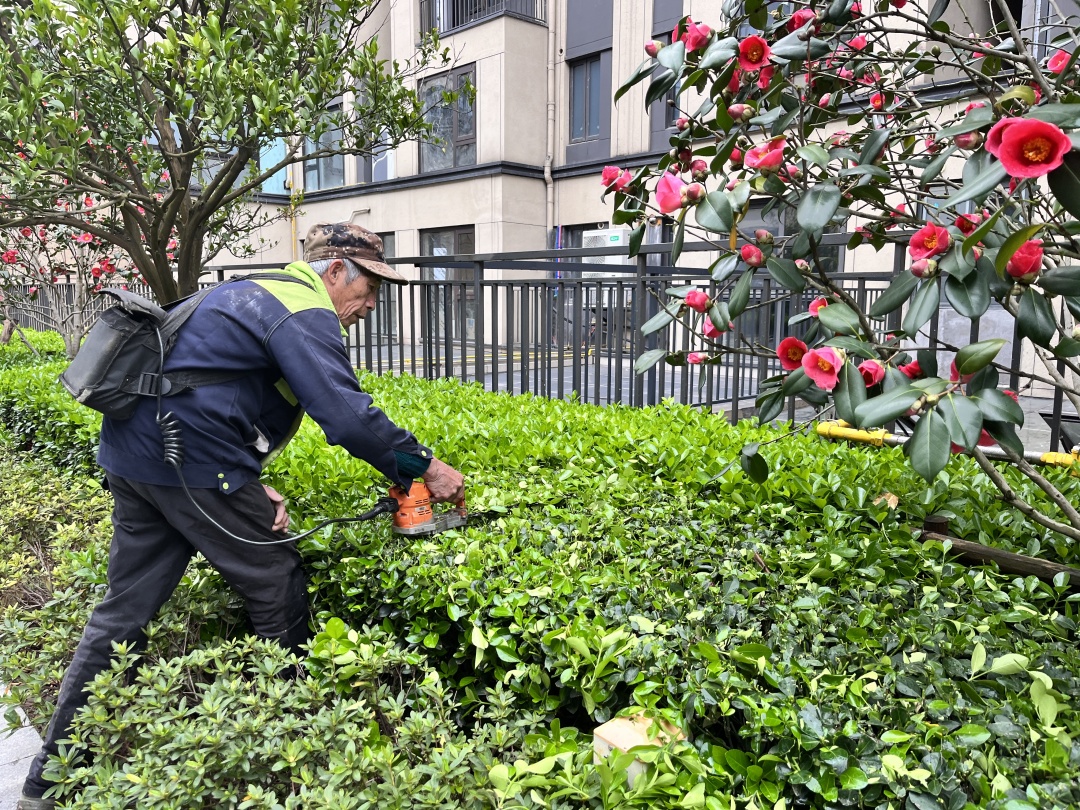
[474,261,484,387]
[633,252,648,408]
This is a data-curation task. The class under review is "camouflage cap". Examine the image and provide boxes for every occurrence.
[303,222,407,285]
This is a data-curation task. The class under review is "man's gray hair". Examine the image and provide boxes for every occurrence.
[308,258,362,283]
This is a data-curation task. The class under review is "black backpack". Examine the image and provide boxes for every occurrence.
[59,273,312,420]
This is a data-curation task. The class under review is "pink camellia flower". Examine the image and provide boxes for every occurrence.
[899,360,923,380]
[19,226,32,238]
[744,137,786,172]
[728,69,743,92]
[851,1,862,14]
[757,65,775,90]
[741,243,765,267]
[802,347,844,390]
[777,336,808,370]
[687,352,705,365]
[838,67,855,81]
[973,41,993,58]
[954,131,983,150]
[858,359,886,387]
[830,131,851,147]
[964,101,985,113]
[908,222,951,261]
[728,103,753,122]
[613,170,633,192]
[685,289,710,313]
[1048,50,1072,74]
[738,35,771,71]
[682,21,712,51]
[1,249,17,264]
[703,318,722,339]
[27,286,37,296]
[955,212,983,234]
[601,166,621,186]
[787,8,817,32]
[985,118,1071,178]
[655,173,688,214]
[75,232,94,244]
[1006,239,1043,282]
[847,35,868,50]
[870,92,886,111]
[808,297,830,318]
[910,258,937,278]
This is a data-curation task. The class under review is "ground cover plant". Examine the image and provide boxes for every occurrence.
[0,338,1078,808]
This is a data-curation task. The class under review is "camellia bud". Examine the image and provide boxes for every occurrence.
[930,45,942,56]
[754,229,774,246]
[910,258,938,278]
[645,40,662,58]
[1073,324,1080,340]
[794,259,810,273]
[740,243,766,267]
[954,131,984,150]
[730,148,743,166]
[684,182,707,204]
[677,148,693,164]
[689,158,708,181]
[676,117,691,131]
[727,103,753,122]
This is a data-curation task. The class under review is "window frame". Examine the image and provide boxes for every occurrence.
[568,53,604,144]
[418,65,477,174]
[303,102,345,192]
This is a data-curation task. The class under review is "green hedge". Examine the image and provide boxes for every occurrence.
[1,358,1079,809]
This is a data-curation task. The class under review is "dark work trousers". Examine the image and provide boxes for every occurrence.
[22,473,310,798]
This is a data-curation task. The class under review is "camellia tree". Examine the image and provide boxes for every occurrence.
[0,0,448,303]
[0,198,141,358]
[608,0,1080,542]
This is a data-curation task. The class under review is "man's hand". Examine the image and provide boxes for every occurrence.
[263,484,290,533]
[422,458,465,503]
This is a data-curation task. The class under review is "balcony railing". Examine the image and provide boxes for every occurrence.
[419,0,546,36]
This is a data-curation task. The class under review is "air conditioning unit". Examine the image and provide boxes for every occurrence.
[581,227,632,277]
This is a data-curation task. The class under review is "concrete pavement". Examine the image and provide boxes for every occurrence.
[0,692,39,810]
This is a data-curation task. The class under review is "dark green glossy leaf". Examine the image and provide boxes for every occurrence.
[984,420,1025,456]
[756,388,786,423]
[1017,288,1057,349]
[928,0,951,24]
[825,336,878,359]
[854,384,920,427]
[634,349,668,374]
[834,362,867,425]
[741,447,770,483]
[671,212,686,263]
[641,301,681,335]
[944,268,990,318]
[859,128,892,166]
[942,162,1007,210]
[1038,265,1080,296]
[974,389,1024,425]
[711,253,739,283]
[994,224,1045,273]
[938,393,983,451]
[870,271,920,319]
[906,409,950,481]
[817,301,862,336]
[902,278,940,336]
[628,222,646,258]
[614,59,660,105]
[766,256,806,292]
[1047,152,1080,220]
[657,41,686,74]
[695,191,733,234]
[797,184,842,233]
[699,37,739,70]
[955,338,1006,375]
[728,269,754,318]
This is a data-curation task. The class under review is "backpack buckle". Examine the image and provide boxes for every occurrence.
[136,372,170,396]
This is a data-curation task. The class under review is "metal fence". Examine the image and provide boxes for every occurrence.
[419,0,546,35]
[9,235,1076,451]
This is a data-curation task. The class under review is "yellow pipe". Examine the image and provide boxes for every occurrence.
[816,421,1080,469]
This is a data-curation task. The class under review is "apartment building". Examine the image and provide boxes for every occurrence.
[235,0,723,274]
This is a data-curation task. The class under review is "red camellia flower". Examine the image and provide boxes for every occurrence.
[613,170,633,192]
[744,137,786,172]
[1006,239,1043,282]
[757,65,775,90]
[19,226,32,238]
[681,21,712,51]
[847,35,868,50]
[899,360,923,380]
[655,173,688,214]
[808,297,829,317]
[950,359,974,384]
[955,213,983,234]
[870,92,886,111]
[985,118,1071,178]
[738,35,771,71]
[703,318,722,339]
[685,288,710,313]
[777,336,808,370]
[858,359,885,387]
[908,222,951,261]
[1048,50,1072,74]
[2,249,18,264]
[741,244,765,267]
[802,347,844,390]
[787,8,817,32]
[601,165,621,186]
[687,352,705,365]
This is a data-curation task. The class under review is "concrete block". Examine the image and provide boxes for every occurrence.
[593,714,684,787]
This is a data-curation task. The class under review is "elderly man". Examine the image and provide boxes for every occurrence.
[19,223,464,809]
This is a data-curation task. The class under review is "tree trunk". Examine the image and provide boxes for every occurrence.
[1,319,14,345]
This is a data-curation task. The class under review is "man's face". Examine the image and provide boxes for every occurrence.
[323,259,382,328]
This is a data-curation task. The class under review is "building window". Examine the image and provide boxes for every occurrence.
[303,105,345,191]
[420,225,475,280]
[569,55,603,142]
[419,66,476,173]
[259,138,291,195]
